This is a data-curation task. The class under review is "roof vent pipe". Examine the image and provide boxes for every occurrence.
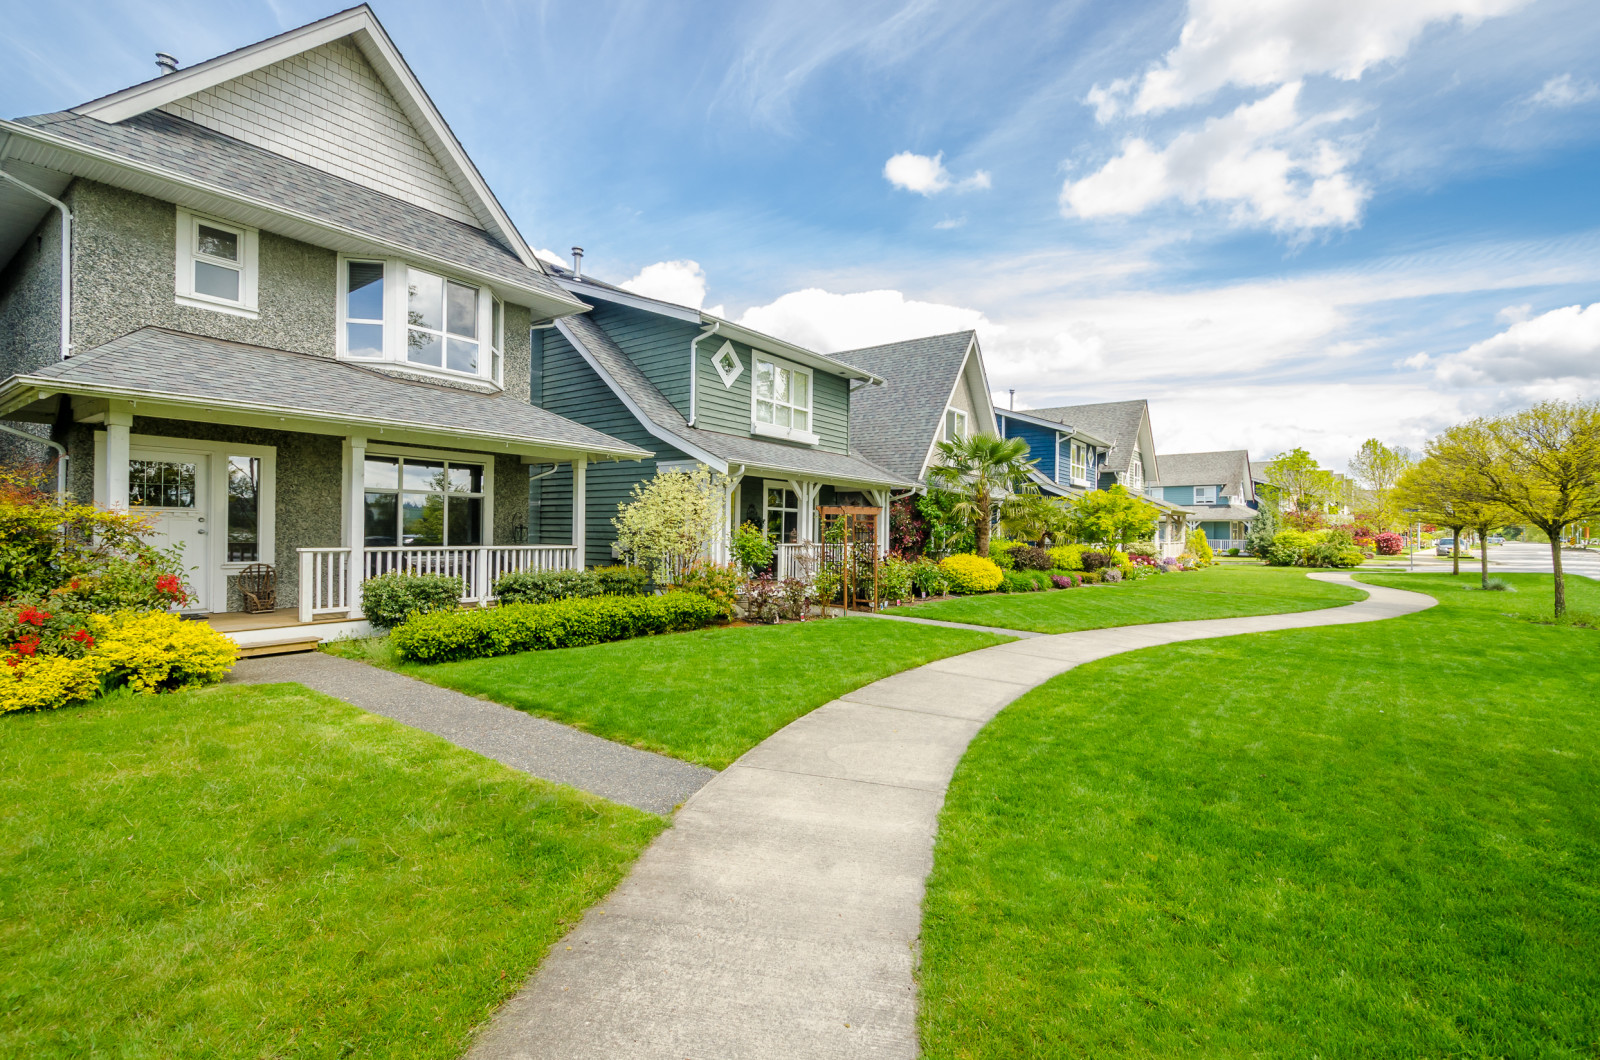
[1009,388,1015,410]
[155,53,179,75]
[570,246,583,278]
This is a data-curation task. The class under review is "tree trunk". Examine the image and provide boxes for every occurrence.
[1550,530,1566,617]
[1451,524,1464,575]
[975,492,990,556]
[1478,523,1490,589]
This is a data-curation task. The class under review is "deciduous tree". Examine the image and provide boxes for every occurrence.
[1398,450,1513,585]
[1347,438,1414,530]
[1263,448,1335,515]
[1065,485,1160,551]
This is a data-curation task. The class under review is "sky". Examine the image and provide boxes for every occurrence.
[4,0,1600,470]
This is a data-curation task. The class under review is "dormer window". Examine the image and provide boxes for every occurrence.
[944,408,968,443]
[752,355,817,444]
[1194,485,1217,505]
[175,208,258,317]
[339,256,503,384]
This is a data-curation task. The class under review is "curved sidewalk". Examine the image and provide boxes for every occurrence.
[468,574,1434,1060]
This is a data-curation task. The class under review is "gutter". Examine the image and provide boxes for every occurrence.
[0,167,70,360]
[688,321,719,427]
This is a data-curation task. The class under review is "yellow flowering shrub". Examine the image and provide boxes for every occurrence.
[89,611,236,693]
[939,553,1005,594]
[0,654,103,714]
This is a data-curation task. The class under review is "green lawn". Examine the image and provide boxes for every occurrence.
[884,565,1365,633]
[330,619,1009,770]
[0,683,664,1059]
[919,572,1600,1059]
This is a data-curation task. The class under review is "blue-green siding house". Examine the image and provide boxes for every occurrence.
[529,263,912,565]
[994,407,1109,496]
[1147,450,1259,551]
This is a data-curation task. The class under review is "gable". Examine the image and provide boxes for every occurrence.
[158,38,477,226]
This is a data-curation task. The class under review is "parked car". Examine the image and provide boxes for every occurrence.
[1436,540,1456,556]
[1487,535,1506,545]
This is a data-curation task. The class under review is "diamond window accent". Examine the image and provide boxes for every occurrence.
[712,341,743,387]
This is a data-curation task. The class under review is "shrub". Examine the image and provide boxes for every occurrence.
[1228,547,1241,556]
[494,568,600,606]
[1483,577,1515,592]
[1375,532,1405,555]
[1048,544,1085,570]
[1050,573,1079,589]
[360,572,463,630]
[391,592,718,663]
[731,521,776,574]
[613,467,729,581]
[1103,567,1125,584]
[675,562,741,618]
[879,556,916,602]
[909,557,952,597]
[1187,529,1215,565]
[1010,545,1053,571]
[1081,569,1104,584]
[988,540,1019,570]
[741,574,782,624]
[1000,570,1043,593]
[0,654,103,714]
[939,554,1004,594]
[1126,542,1159,561]
[778,578,811,619]
[1080,549,1122,571]
[1265,528,1317,567]
[89,610,236,693]
[592,565,650,596]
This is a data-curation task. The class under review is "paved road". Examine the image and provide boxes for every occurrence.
[467,574,1436,1060]
[1366,542,1600,579]
[229,652,715,815]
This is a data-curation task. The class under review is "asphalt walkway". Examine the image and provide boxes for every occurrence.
[228,652,715,815]
[466,573,1436,1060]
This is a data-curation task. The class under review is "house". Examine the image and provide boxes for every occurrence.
[0,7,649,645]
[527,259,914,568]
[1012,399,1191,557]
[994,406,1110,497]
[1148,450,1258,552]
[837,330,1000,484]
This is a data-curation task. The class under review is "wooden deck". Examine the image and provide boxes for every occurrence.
[198,608,371,658]
[200,608,352,633]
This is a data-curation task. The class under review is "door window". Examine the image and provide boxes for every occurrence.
[765,483,800,544]
[129,460,197,508]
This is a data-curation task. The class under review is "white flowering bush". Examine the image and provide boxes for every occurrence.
[612,467,730,582]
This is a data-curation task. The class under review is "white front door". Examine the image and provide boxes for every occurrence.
[129,451,211,609]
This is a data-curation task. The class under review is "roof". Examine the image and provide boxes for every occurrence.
[1,327,649,459]
[555,315,910,487]
[995,406,1112,448]
[1024,400,1150,475]
[834,331,976,481]
[1154,450,1253,497]
[1181,503,1258,523]
[1,110,576,312]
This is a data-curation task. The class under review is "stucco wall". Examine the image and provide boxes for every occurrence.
[0,210,65,469]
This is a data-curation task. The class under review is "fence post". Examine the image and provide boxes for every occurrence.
[297,549,314,624]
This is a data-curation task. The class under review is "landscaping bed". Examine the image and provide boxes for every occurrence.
[0,682,663,1058]
[883,565,1365,634]
[918,572,1600,1057]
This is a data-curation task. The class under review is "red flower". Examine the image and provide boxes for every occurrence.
[16,606,50,627]
[69,580,81,591]
[156,574,185,598]
[13,635,41,657]
[70,629,95,648]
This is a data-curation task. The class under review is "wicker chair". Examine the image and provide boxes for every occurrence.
[237,563,277,614]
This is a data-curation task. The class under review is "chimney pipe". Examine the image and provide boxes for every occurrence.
[1009,388,1015,410]
[571,246,583,278]
[155,53,179,75]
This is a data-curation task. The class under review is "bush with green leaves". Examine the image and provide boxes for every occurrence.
[1483,577,1515,592]
[1000,569,1050,593]
[909,557,952,597]
[493,568,602,606]
[988,540,1020,570]
[1187,529,1215,565]
[676,562,741,618]
[731,521,776,574]
[360,573,463,630]
[1048,544,1085,570]
[593,565,650,596]
[391,592,718,663]
[879,555,916,602]
[1010,545,1053,571]
[939,554,1005,594]
[1265,528,1317,567]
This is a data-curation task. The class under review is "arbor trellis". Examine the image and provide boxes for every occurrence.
[816,505,881,612]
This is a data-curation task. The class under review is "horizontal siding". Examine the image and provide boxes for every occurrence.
[695,336,851,454]
[587,301,697,417]
[1001,418,1057,479]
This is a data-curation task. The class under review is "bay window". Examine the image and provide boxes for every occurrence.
[752,355,816,443]
[339,257,504,384]
[363,455,485,547]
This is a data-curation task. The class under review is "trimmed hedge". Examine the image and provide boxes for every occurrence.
[492,565,651,606]
[940,554,1005,594]
[361,573,464,631]
[391,592,718,663]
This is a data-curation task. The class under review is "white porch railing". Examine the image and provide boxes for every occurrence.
[775,542,823,581]
[297,545,581,623]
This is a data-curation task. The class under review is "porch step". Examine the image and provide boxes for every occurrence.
[235,636,322,659]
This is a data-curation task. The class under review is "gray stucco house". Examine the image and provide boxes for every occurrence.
[0,7,647,643]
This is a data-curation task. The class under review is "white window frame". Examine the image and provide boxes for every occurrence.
[1070,439,1088,485]
[1127,451,1144,491]
[750,353,819,445]
[712,341,743,388]
[175,207,259,318]
[336,255,503,387]
[359,443,497,549]
[763,479,802,545]
[944,407,968,443]
[1193,485,1218,505]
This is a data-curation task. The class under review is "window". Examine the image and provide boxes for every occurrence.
[338,257,503,383]
[752,356,816,443]
[129,460,196,508]
[1193,485,1217,505]
[944,408,968,443]
[363,455,484,547]
[765,482,800,544]
[1070,440,1088,483]
[227,456,261,562]
[712,341,743,387]
[1127,453,1144,491]
[175,208,257,316]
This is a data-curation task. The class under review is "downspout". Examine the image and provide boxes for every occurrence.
[688,321,720,427]
[0,422,67,503]
[0,169,71,361]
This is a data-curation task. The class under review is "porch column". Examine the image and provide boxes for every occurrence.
[105,405,132,510]
[347,435,366,617]
[870,489,891,556]
[571,455,587,570]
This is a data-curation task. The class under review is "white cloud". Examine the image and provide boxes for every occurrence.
[619,260,709,309]
[1529,73,1600,108]
[933,216,967,230]
[1061,82,1367,233]
[533,247,569,268]
[1090,0,1532,120]
[1435,303,1600,384]
[736,288,1001,354]
[1496,303,1532,324]
[883,151,991,196]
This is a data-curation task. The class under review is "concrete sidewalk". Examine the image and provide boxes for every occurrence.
[467,574,1435,1060]
[229,652,715,815]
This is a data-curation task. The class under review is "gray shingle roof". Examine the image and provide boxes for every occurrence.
[1024,400,1148,475]
[559,315,911,487]
[1182,503,1258,523]
[12,327,649,457]
[11,110,569,304]
[833,331,975,482]
[1155,450,1252,497]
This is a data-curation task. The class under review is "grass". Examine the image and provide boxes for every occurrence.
[918,572,1600,1059]
[884,565,1365,634]
[0,683,664,1059]
[327,618,1010,770]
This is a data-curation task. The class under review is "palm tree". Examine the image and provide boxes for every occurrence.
[926,432,1039,556]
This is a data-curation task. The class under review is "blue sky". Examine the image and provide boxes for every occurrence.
[5,0,1600,466]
